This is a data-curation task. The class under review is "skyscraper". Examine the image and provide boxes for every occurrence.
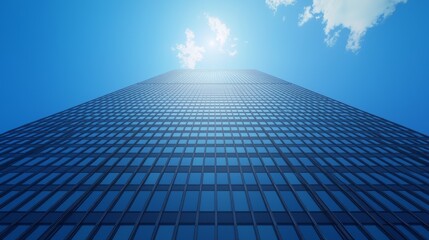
[0,70,428,239]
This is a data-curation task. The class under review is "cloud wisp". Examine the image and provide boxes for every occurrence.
[269,0,407,52]
[266,0,296,12]
[175,29,205,69]
[206,15,238,56]
[175,16,237,69]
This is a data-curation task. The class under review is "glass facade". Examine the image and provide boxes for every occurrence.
[0,70,429,239]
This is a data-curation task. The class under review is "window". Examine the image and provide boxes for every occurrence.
[257,225,277,239]
[134,225,155,239]
[197,226,214,240]
[278,225,299,240]
[217,191,232,211]
[218,225,235,240]
[155,225,174,240]
[147,191,167,211]
[364,225,389,240]
[237,225,256,240]
[95,191,119,212]
[165,191,183,211]
[71,225,94,240]
[200,191,215,211]
[296,191,320,212]
[299,225,320,240]
[177,225,194,240]
[57,191,84,211]
[183,191,199,211]
[233,192,249,211]
[113,225,134,240]
[263,191,284,211]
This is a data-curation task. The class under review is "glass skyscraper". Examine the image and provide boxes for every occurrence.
[0,70,428,239]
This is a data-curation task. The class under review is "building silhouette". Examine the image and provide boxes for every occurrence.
[0,70,429,239]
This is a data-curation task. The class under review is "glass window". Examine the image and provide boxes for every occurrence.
[116,173,132,185]
[367,191,399,211]
[412,225,429,239]
[200,191,215,211]
[243,173,256,185]
[256,173,271,185]
[284,173,300,185]
[0,191,18,206]
[145,173,160,185]
[316,191,341,211]
[299,225,320,240]
[101,173,119,185]
[218,225,235,240]
[384,191,418,211]
[174,173,187,184]
[233,191,249,211]
[230,173,243,184]
[155,225,174,240]
[263,191,284,211]
[159,173,174,185]
[301,173,317,185]
[345,225,368,240]
[26,225,49,239]
[57,191,84,211]
[203,173,215,184]
[183,191,199,211]
[177,225,194,240]
[278,225,299,240]
[197,225,214,240]
[112,191,134,211]
[129,191,150,211]
[51,225,74,239]
[112,225,134,240]
[85,173,102,185]
[189,173,201,185]
[319,225,342,239]
[257,225,277,239]
[237,225,256,240]
[95,191,119,212]
[134,225,155,239]
[364,225,389,240]
[93,225,114,239]
[165,191,183,211]
[217,173,229,184]
[37,191,67,211]
[296,191,320,211]
[217,191,232,211]
[147,191,167,211]
[4,225,29,240]
[20,191,50,211]
[270,173,286,185]
[71,225,94,240]
[280,191,302,211]
[396,225,420,239]
[248,191,267,211]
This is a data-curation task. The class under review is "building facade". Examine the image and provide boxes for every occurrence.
[0,70,428,239]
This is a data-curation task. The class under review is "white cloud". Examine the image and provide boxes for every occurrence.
[207,15,231,49]
[298,6,313,26]
[266,0,296,12]
[175,29,205,69]
[174,16,238,68]
[206,15,238,56]
[268,0,407,52]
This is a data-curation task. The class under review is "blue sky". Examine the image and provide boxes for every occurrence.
[1,0,428,135]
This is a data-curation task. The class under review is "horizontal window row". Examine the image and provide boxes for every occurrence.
[2,223,428,240]
[1,188,429,213]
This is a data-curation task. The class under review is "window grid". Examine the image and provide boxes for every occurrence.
[1,70,428,240]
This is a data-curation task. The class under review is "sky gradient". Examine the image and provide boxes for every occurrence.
[1,0,428,135]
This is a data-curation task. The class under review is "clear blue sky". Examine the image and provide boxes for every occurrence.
[1,0,428,135]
